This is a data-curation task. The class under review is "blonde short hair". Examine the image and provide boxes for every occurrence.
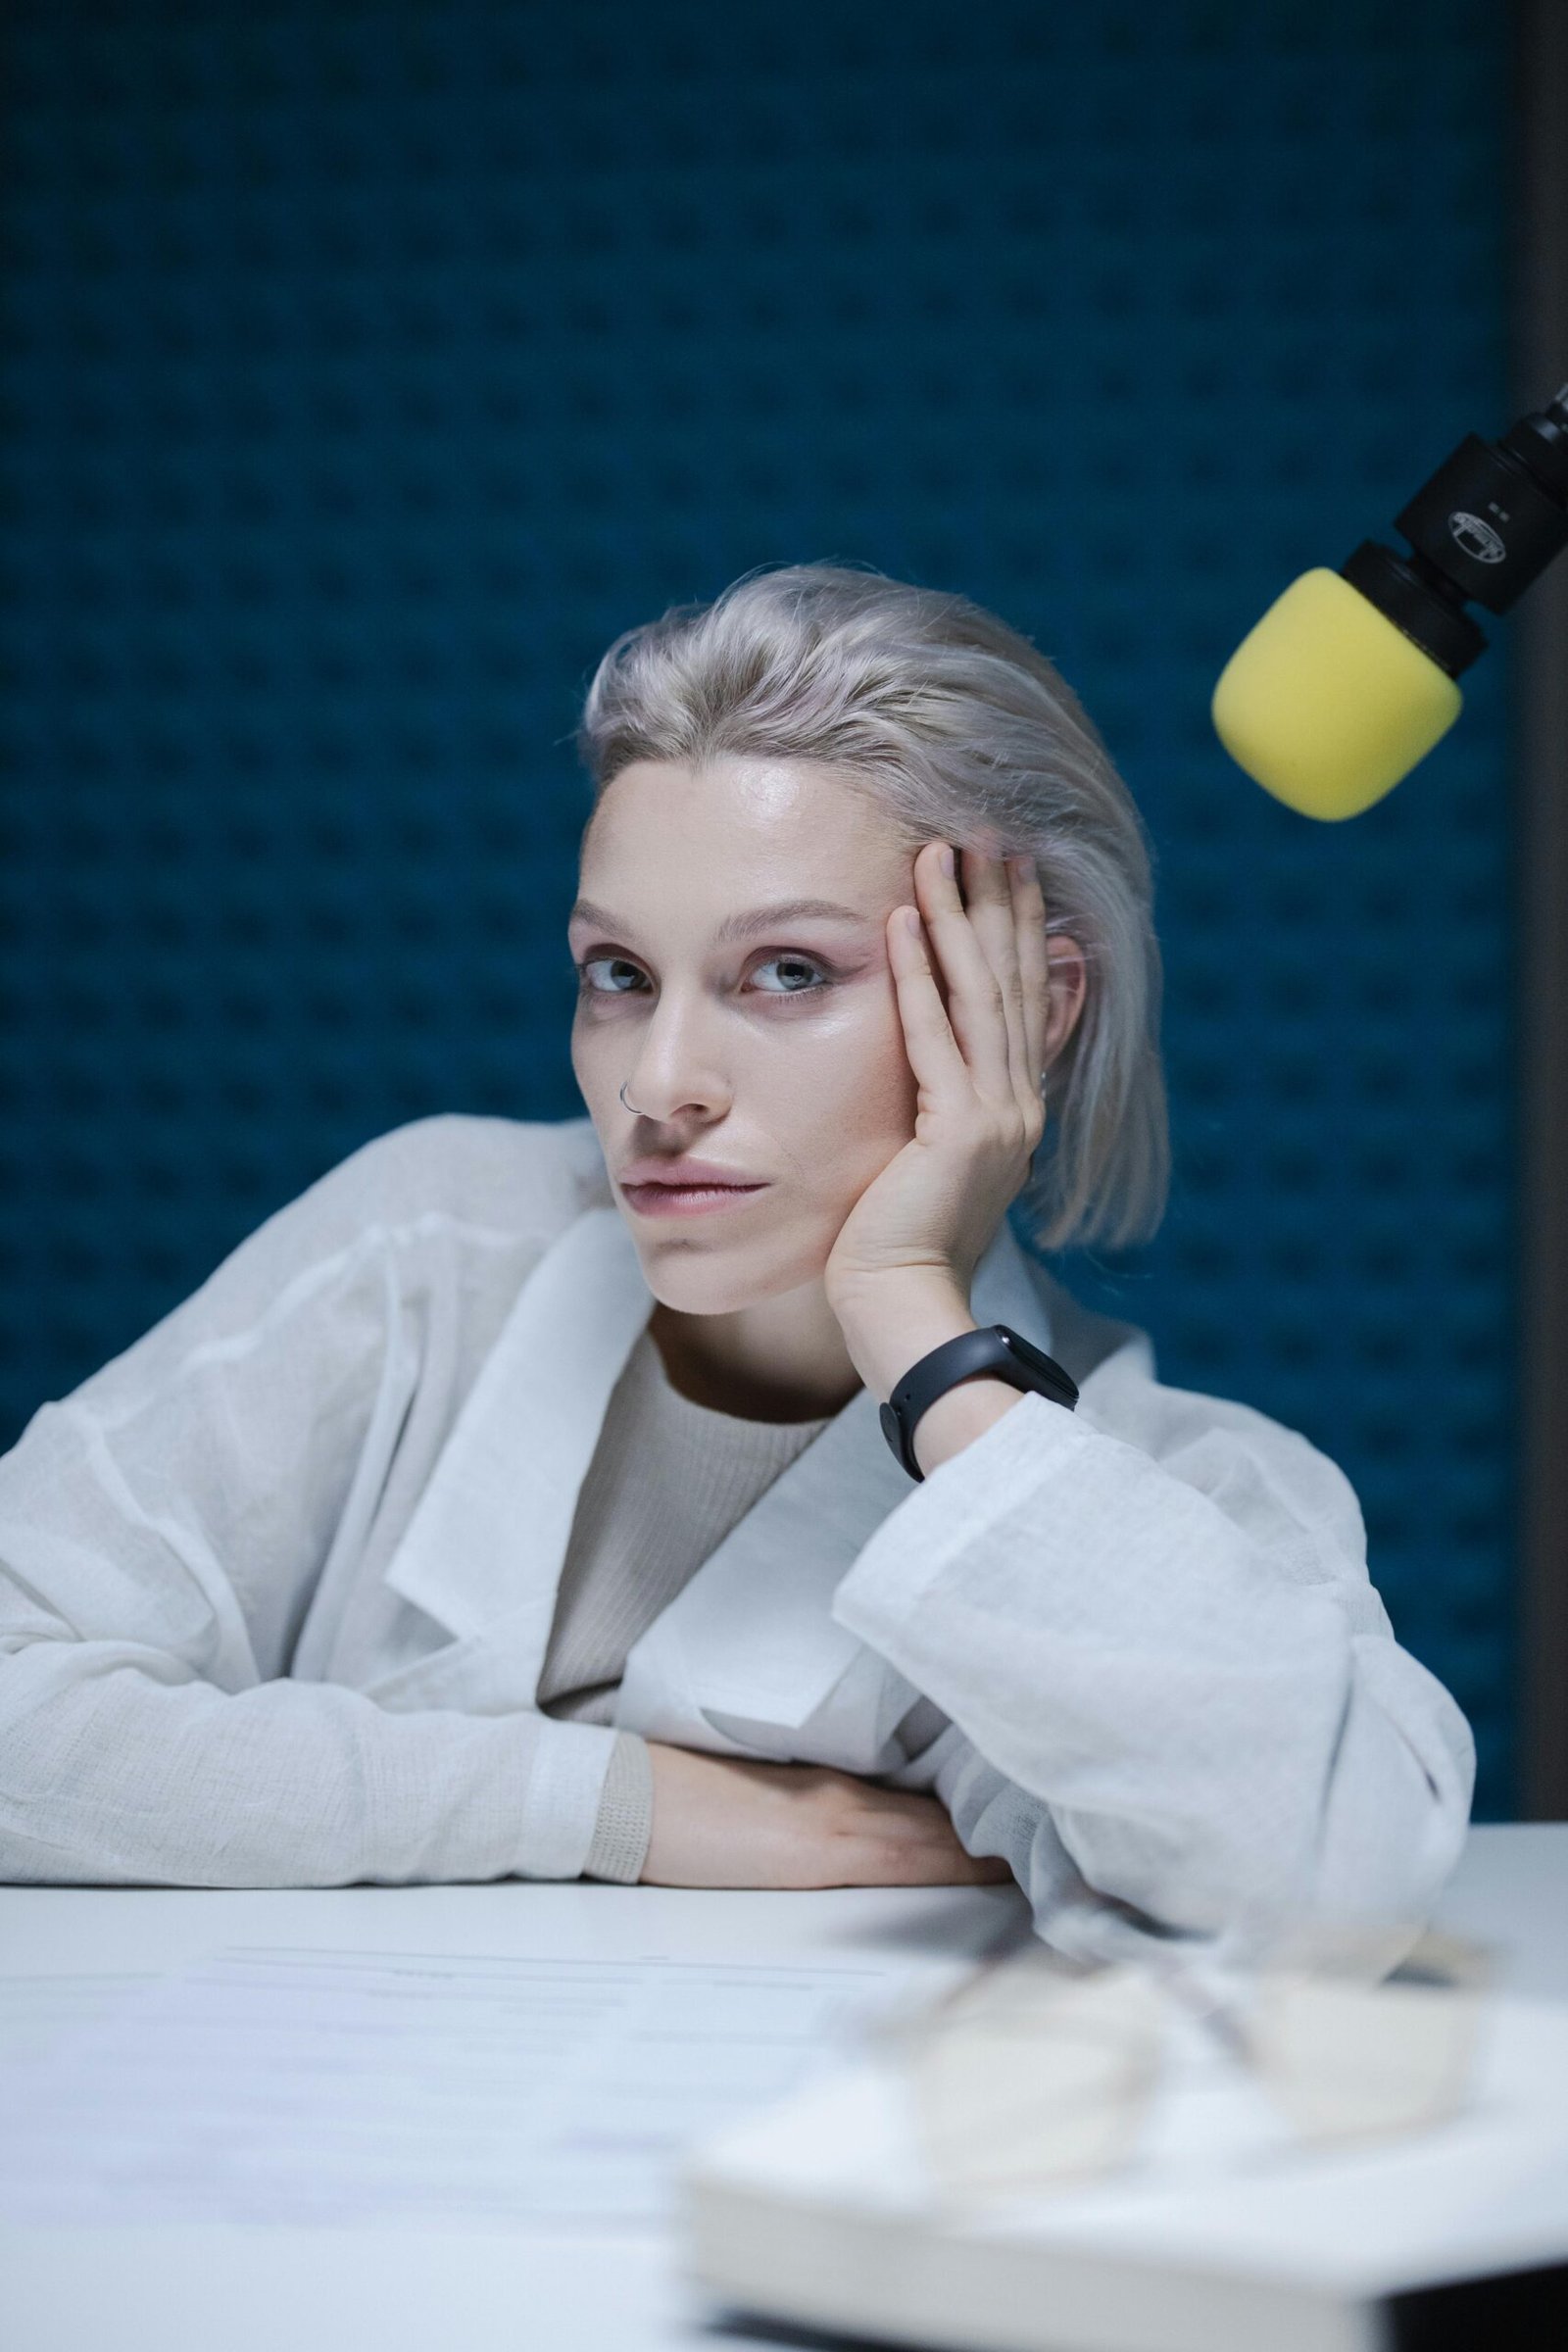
[575,562,1169,1255]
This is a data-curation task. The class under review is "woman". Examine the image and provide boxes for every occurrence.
[0,564,1474,1968]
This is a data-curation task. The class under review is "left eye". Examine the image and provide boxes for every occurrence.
[752,955,828,995]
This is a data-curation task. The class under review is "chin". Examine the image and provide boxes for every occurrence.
[635,1230,830,1317]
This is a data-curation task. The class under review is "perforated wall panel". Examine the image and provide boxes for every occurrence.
[0,2,1517,1812]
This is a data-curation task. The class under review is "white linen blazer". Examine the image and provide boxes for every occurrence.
[0,1110,1475,1966]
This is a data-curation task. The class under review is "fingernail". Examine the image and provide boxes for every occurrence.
[939,845,955,877]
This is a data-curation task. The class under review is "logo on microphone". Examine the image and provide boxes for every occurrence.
[1447,512,1507,564]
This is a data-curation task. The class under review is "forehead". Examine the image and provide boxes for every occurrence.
[579,757,900,880]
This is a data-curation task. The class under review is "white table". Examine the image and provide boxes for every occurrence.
[3,1826,1565,2352]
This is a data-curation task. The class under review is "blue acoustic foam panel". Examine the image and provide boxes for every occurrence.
[0,1,1518,1814]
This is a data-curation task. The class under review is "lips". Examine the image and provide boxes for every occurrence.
[618,1159,763,1189]
[618,1156,769,1222]
[622,1182,763,1195]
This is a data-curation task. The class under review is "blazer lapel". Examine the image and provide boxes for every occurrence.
[369,1202,656,1700]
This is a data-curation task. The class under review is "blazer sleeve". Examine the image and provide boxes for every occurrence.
[832,1374,1477,1969]
[0,1118,622,1889]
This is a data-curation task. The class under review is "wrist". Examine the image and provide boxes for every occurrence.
[829,1273,978,1405]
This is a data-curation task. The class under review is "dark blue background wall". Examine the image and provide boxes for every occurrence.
[0,2,1517,1813]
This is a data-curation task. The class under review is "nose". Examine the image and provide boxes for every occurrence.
[619,987,730,1122]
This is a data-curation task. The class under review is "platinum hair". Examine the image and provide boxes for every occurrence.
[574,562,1170,1256]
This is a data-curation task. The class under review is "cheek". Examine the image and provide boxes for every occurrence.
[570,1011,612,1075]
[783,993,915,1161]
[568,1019,621,1126]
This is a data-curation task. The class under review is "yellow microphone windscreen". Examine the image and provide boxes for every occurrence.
[1211,567,1463,820]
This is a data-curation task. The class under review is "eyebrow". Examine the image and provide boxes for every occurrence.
[567,896,873,948]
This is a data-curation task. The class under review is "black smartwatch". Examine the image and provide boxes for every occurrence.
[878,1323,1079,1482]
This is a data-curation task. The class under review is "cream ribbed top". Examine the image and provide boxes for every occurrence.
[536,1321,833,1882]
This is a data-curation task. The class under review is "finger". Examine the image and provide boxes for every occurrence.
[886,894,970,1102]
[912,841,1015,1102]
[841,1786,948,1831]
[839,1797,965,1857]
[854,1838,1013,1888]
[1007,852,1052,1114]
[850,1793,1006,1871]
[958,1853,1016,1884]
[955,842,1032,1110]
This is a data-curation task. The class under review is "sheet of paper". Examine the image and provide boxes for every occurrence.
[0,1973,161,2068]
[0,1945,897,2229]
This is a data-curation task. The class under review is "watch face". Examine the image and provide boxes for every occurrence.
[996,1325,1051,1375]
[995,1324,1079,1404]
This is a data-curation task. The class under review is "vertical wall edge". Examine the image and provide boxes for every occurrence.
[1514,0,1568,1819]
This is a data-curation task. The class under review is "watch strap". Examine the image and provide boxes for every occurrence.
[878,1323,1079,1482]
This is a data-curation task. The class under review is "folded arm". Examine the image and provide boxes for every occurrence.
[0,1619,621,1888]
[835,1382,1476,1967]
[0,1123,620,1888]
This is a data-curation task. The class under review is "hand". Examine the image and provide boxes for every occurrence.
[822,840,1052,1311]
[640,1741,1013,1890]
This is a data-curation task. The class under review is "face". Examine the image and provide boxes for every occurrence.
[568,757,927,1317]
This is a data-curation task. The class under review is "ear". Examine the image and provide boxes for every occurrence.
[1044,935,1088,1066]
